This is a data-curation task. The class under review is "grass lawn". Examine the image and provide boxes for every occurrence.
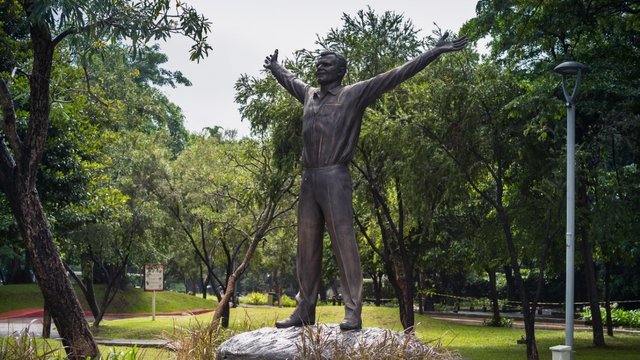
[0,284,217,314]
[92,305,640,360]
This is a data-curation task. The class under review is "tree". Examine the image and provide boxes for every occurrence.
[409,41,570,358]
[260,225,296,307]
[466,0,640,347]
[134,133,298,327]
[0,1,210,356]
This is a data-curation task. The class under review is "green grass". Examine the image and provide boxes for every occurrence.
[0,284,217,314]
[1,326,169,360]
[94,306,640,360]
[3,292,639,360]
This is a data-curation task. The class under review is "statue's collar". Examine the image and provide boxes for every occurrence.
[315,85,343,98]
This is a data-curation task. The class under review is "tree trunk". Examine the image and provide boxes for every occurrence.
[418,272,424,315]
[271,268,277,292]
[578,180,606,346]
[523,307,537,360]
[212,215,272,328]
[605,261,613,336]
[488,268,501,323]
[373,273,382,307]
[7,252,32,284]
[401,269,415,331]
[503,265,515,301]
[497,207,538,360]
[388,254,414,332]
[42,300,51,338]
[319,281,327,303]
[278,264,285,308]
[199,260,206,299]
[83,256,101,319]
[5,188,99,358]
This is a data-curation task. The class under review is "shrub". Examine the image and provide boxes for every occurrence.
[581,307,640,328]
[482,316,514,328]
[240,292,269,305]
[0,321,65,360]
[280,295,297,307]
[163,317,236,360]
[104,346,140,360]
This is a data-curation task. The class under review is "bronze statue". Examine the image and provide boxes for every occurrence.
[264,32,467,331]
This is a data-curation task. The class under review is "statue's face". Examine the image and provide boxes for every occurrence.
[316,54,344,85]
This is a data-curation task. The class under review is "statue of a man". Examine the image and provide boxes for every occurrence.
[264,32,467,331]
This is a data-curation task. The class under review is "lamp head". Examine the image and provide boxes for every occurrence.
[554,61,589,76]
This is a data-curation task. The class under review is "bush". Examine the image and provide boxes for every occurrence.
[581,307,640,328]
[105,346,140,360]
[0,321,64,360]
[280,295,296,307]
[483,316,514,328]
[240,292,269,305]
[163,317,235,360]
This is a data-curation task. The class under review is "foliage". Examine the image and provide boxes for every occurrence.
[464,0,640,351]
[240,292,269,306]
[0,0,211,355]
[0,322,64,360]
[163,317,236,360]
[24,0,212,62]
[482,316,514,328]
[103,345,140,360]
[295,324,459,360]
[280,295,296,307]
[581,307,640,328]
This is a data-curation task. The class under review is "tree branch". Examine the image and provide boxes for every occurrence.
[354,211,386,260]
[52,16,124,47]
[81,59,109,107]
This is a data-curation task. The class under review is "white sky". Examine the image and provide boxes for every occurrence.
[158,0,481,137]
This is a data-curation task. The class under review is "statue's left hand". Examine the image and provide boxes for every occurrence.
[435,32,468,53]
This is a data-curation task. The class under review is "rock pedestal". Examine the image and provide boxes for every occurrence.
[216,324,439,360]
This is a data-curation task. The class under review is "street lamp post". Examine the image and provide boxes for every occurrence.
[553,61,588,360]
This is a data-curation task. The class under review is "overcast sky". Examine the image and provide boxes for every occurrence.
[158,0,481,137]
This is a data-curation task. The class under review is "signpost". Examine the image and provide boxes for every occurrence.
[144,264,163,321]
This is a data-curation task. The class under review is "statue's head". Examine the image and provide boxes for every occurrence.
[316,50,347,86]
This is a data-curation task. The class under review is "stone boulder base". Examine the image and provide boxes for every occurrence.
[216,324,443,360]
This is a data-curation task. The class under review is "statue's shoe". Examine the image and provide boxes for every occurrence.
[339,318,362,331]
[275,315,315,328]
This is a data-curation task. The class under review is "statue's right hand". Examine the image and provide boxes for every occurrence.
[264,49,279,69]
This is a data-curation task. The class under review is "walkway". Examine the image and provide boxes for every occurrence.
[0,309,214,347]
[424,310,640,335]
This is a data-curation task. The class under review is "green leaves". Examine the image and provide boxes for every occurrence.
[318,6,424,83]
[21,0,212,62]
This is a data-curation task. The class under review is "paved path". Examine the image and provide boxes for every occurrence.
[0,309,214,347]
[424,311,640,335]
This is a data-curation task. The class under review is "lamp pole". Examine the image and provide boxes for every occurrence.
[553,61,588,360]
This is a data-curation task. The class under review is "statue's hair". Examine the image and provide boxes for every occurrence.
[319,50,347,73]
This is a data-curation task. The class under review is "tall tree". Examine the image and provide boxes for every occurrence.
[466,0,640,347]
[412,43,566,358]
[0,1,210,356]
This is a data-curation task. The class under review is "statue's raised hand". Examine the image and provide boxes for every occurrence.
[264,49,279,70]
[435,32,467,54]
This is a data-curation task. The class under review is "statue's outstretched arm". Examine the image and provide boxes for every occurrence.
[263,49,308,104]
